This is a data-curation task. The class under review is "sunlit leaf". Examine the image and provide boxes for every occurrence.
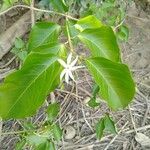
[0,43,65,119]
[78,26,121,62]
[28,22,60,51]
[86,57,135,110]
[75,15,103,31]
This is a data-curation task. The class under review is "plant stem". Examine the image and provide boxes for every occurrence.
[0,5,78,21]
[66,17,74,53]
[31,0,35,26]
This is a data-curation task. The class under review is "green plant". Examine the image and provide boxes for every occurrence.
[0,0,135,148]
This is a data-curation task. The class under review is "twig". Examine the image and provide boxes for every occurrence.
[0,56,16,69]
[125,124,150,134]
[0,5,78,21]
[104,121,128,150]
[114,18,125,31]
[30,0,35,26]
[50,92,56,103]
[128,105,137,134]
[80,101,94,133]
[136,88,150,126]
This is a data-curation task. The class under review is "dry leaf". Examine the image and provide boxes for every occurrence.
[135,133,150,147]
[64,125,76,140]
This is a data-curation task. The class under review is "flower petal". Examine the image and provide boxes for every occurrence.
[70,56,78,67]
[65,71,69,84]
[60,69,66,81]
[68,70,75,81]
[67,53,72,65]
[58,59,67,68]
[71,65,85,71]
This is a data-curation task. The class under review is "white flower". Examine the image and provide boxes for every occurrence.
[58,53,84,84]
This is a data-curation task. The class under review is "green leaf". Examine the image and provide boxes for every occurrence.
[51,124,62,141]
[11,47,28,62]
[15,139,26,150]
[47,103,60,122]
[0,43,65,119]
[65,20,79,40]
[88,97,100,108]
[96,118,105,140]
[22,121,36,130]
[37,141,55,150]
[86,57,135,110]
[23,0,31,5]
[104,114,117,134]
[78,26,121,62]
[75,15,103,31]
[17,51,28,62]
[92,84,100,97]
[117,25,129,41]
[28,22,60,51]
[50,0,68,12]
[15,38,25,49]
[26,134,47,146]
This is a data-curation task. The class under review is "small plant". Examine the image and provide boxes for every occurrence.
[0,0,135,149]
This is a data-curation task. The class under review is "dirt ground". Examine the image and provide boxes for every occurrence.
[0,2,150,150]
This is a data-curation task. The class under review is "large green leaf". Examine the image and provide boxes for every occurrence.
[28,22,60,51]
[78,26,121,62]
[86,57,135,110]
[0,43,65,119]
[75,15,103,31]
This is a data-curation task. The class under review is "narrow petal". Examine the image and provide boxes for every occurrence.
[60,69,66,81]
[65,71,69,84]
[68,71,75,81]
[67,53,72,65]
[71,65,85,71]
[70,56,78,67]
[58,59,67,68]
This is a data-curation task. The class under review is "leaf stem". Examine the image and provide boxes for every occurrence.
[66,17,74,53]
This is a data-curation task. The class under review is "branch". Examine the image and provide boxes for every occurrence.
[0,5,78,21]
[30,0,35,26]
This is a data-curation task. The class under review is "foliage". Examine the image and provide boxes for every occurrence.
[96,114,117,139]
[0,0,135,147]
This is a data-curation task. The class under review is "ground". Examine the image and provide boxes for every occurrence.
[0,1,150,150]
